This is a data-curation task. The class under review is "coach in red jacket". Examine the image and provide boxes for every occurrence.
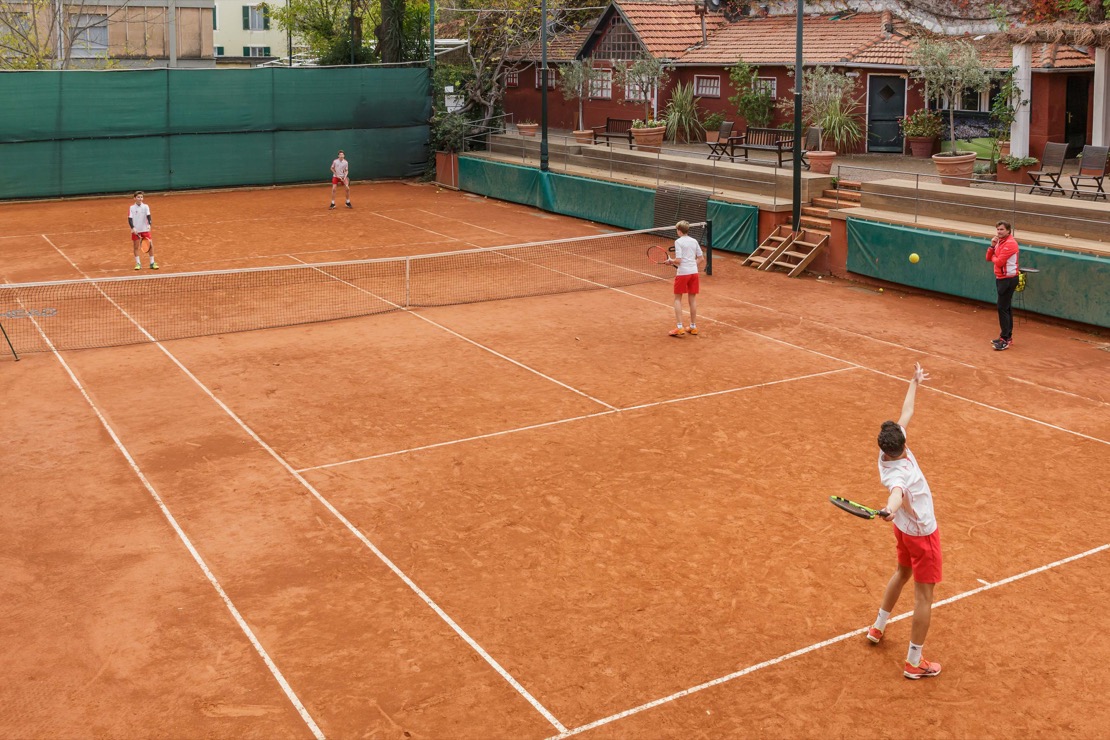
[986,220,1020,351]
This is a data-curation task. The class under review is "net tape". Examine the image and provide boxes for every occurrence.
[0,223,707,354]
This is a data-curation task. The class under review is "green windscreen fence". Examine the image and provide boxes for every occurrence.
[847,217,1110,328]
[0,66,431,199]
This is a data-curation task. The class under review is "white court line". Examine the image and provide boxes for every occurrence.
[42,237,568,734]
[549,543,1109,739]
[299,367,858,473]
[413,208,515,238]
[33,236,326,739]
[285,255,617,411]
[977,578,992,586]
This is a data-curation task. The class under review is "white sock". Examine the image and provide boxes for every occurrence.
[135,258,141,265]
[874,608,891,632]
[907,642,923,666]
[676,323,684,329]
[149,257,155,265]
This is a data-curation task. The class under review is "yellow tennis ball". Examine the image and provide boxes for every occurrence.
[909,253,920,264]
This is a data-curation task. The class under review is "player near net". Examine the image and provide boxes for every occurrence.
[128,191,157,270]
[329,150,352,210]
[665,220,705,337]
[867,362,943,680]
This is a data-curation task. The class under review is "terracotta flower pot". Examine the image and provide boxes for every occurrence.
[630,125,666,153]
[997,161,1038,186]
[573,129,595,144]
[907,136,935,158]
[517,123,539,137]
[931,151,978,186]
[807,150,837,175]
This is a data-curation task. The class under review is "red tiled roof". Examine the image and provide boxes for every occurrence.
[615,1,728,59]
[971,33,1096,69]
[508,28,594,63]
[676,12,921,66]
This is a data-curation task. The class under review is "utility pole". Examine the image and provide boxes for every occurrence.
[540,0,549,171]
[791,1,803,231]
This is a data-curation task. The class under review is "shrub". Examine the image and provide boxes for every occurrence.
[900,109,944,138]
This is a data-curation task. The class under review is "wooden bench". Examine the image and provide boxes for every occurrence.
[724,127,795,166]
[591,118,635,148]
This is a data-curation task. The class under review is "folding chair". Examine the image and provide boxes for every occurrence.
[706,121,735,161]
[1069,145,1108,201]
[800,126,822,170]
[1028,142,1068,196]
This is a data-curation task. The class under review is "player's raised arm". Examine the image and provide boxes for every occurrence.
[896,363,929,428]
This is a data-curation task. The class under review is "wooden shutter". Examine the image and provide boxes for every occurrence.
[242,6,249,30]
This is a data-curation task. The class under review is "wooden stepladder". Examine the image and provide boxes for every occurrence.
[742,225,794,269]
[764,228,829,277]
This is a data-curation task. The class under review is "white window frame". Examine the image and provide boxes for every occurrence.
[505,69,519,87]
[69,13,108,58]
[755,77,776,98]
[533,66,555,89]
[246,45,269,57]
[624,75,656,103]
[694,75,721,98]
[590,68,613,100]
[247,7,266,31]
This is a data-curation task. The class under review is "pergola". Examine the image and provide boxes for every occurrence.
[1005,22,1110,156]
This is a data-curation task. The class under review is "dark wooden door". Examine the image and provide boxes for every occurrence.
[867,75,906,152]
[1065,75,1090,156]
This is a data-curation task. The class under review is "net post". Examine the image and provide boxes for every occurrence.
[405,256,411,308]
[705,220,713,276]
[0,321,20,361]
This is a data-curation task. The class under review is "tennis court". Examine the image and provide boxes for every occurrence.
[1,182,1108,738]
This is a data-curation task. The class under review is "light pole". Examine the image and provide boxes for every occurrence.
[540,0,549,171]
[792,0,803,231]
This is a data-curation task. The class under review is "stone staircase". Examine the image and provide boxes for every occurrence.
[799,179,863,232]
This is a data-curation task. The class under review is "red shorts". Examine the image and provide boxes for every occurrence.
[131,231,152,242]
[673,273,700,295]
[332,176,347,185]
[893,526,942,583]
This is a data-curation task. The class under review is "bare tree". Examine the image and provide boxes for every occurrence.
[0,0,145,70]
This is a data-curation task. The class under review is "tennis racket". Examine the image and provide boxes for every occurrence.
[829,496,886,520]
[647,245,672,265]
[139,236,152,254]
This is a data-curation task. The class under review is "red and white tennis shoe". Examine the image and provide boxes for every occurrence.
[904,657,942,680]
[866,626,884,644]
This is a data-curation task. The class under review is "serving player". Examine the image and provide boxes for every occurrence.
[128,191,157,270]
[665,220,705,337]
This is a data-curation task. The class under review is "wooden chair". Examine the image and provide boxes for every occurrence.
[706,121,735,161]
[1028,142,1068,196]
[800,126,822,170]
[1069,145,1108,201]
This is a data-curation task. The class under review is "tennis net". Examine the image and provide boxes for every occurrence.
[0,223,708,354]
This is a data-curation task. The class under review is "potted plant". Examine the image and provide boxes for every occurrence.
[899,108,943,157]
[615,54,670,145]
[431,111,470,189]
[789,66,863,174]
[663,81,703,144]
[516,119,539,136]
[996,154,1039,185]
[702,111,726,142]
[911,38,992,186]
[631,118,667,152]
[560,60,600,144]
[728,59,775,128]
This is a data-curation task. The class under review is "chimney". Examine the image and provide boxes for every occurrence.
[881,10,894,36]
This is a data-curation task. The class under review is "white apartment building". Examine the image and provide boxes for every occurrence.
[212,0,289,64]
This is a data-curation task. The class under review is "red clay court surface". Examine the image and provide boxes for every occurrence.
[1,181,1108,739]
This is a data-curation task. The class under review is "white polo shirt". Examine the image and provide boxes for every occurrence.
[673,235,703,276]
[332,158,349,179]
[129,203,151,232]
[877,427,937,537]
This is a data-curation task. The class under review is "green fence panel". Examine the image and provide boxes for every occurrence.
[847,218,1110,328]
[544,172,655,230]
[272,126,428,183]
[60,136,170,196]
[168,68,274,134]
[459,158,542,208]
[169,133,275,189]
[706,200,758,253]
[60,69,169,140]
[273,67,430,130]
[0,142,62,198]
[0,73,62,143]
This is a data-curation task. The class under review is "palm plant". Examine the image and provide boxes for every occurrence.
[664,81,703,143]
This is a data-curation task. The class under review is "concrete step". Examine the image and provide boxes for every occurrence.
[837,179,863,190]
[813,196,857,209]
[802,206,830,218]
[800,215,831,231]
[825,188,861,202]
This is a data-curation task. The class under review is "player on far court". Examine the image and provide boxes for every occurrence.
[665,220,705,337]
[987,220,1020,351]
[330,150,352,209]
[867,362,943,680]
[128,191,157,270]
